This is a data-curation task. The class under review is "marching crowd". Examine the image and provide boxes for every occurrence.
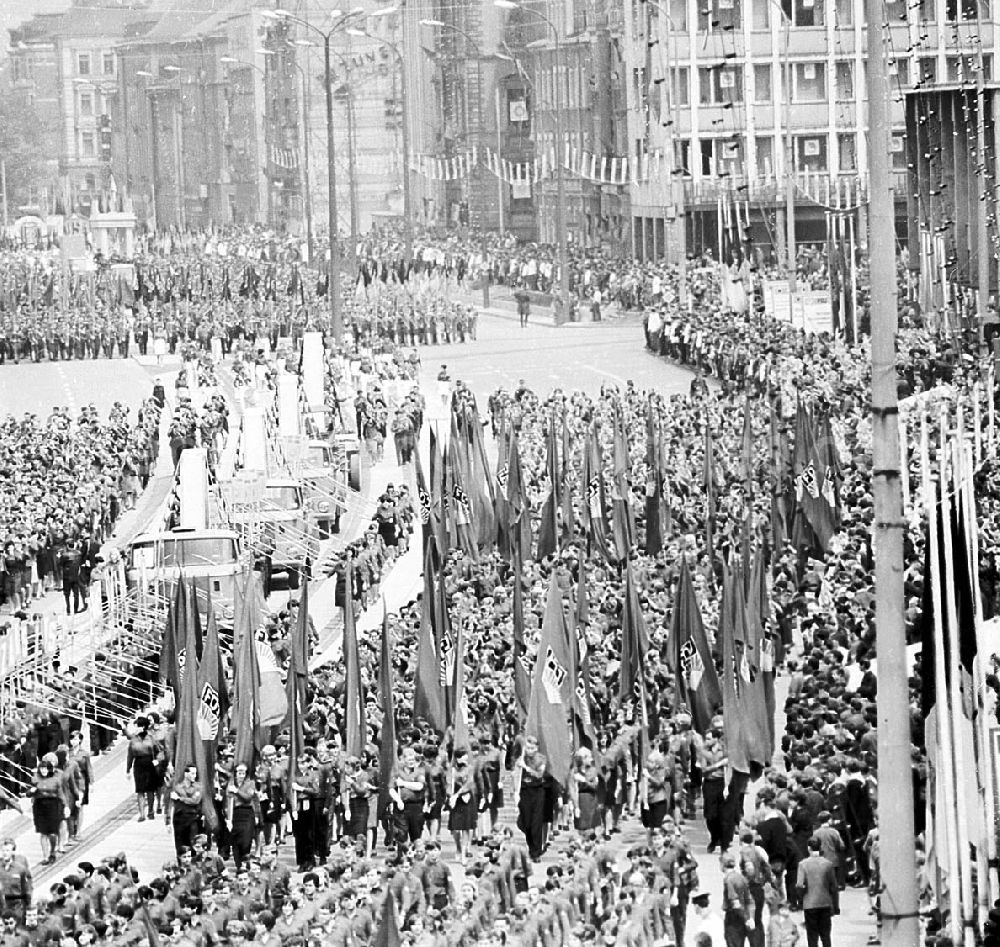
[0,224,987,947]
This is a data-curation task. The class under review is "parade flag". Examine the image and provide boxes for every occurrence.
[413,444,435,553]
[526,574,574,787]
[739,395,754,492]
[667,557,722,733]
[719,557,769,777]
[507,429,533,565]
[560,414,576,543]
[620,559,650,703]
[377,605,397,823]
[171,580,218,830]
[232,573,262,768]
[373,893,402,947]
[816,409,843,529]
[536,416,560,561]
[429,428,448,556]
[790,401,837,552]
[158,583,181,690]
[610,406,634,562]
[644,403,663,556]
[452,615,471,753]
[769,401,790,549]
[494,428,512,560]
[414,544,448,732]
[447,423,478,559]
[582,424,618,565]
[285,578,310,811]
[343,569,367,757]
[704,424,719,572]
[744,544,775,756]
[466,399,497,548]
[198,598,229,744]
[512,546,531,720]
[572,568,597,747]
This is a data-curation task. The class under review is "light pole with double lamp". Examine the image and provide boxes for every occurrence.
[345,16,413,262]
[262,7,368,344]
[494,0,569,319]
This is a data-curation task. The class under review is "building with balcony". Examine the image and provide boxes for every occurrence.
[618,0,957,261]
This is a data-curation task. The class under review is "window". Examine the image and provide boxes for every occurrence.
[752,0,770,28]
[835,0,853,24]
[918,58,936,83]
[81,130,96,158]
[838,132,857,171]
[795,134,827,170]
[884,0,907,18]
[699,64,744,104]
[946,0,989,19]
[675,138,691,175]
[835,61,853,100]
[670,66,689,107]
[891,133,907,170]
[754,64,772,102]
[102,52,115,76]
[78,90,94,116]
[889,57,910,86]
[699,0,743,31]
[755,136,774,178]
[794,62,826,101]
[669,0,689,30]
[77,52,91,76]
[782,0,825,26]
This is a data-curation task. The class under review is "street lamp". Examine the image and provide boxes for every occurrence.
[346,20,413,262]
[258,47,315,263]
[494,0,569,320]
[262,6,365,344]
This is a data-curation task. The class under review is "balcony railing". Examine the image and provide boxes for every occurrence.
[678,169,909,206]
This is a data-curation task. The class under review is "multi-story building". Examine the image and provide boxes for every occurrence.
[619,0,957,261]
[7,1,151,216]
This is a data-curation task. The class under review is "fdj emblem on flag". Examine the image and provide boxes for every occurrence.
[795,462,819,501]
[679,638,704,691]
[541,646,567,703]
[587,477,602,516]
[418,489,431,523]
[439,629,456,686]
[496,464,509,489]
[821,466,835,507]
[197,683,221,740]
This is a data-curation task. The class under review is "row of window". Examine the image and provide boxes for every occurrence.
[637,55,992,109]
[662,132,908,177]
[634,0,988,34]
[76,51,116,77]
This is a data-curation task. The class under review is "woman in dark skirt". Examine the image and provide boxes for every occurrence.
[447,750,478,866]
[516,735,549,861]
[30,754,68,864]
[126,717,157,822]
[226,763,261,869]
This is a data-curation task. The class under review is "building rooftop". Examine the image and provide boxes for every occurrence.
[8,2,155,46]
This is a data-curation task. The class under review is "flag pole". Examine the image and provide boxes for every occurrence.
[920,413,961,943]
[866,0,920,937]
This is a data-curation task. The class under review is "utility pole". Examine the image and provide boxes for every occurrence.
[867,0,919,944]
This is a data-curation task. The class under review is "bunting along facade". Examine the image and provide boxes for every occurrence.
[171,580,219,831]
[343,571,367,757]
[582,424,618,566]
[536,416,560,561]
[526,574,574,788]
[666,557,723,734]
[377,607,397,823]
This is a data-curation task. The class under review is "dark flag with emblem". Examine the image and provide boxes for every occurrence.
[172,580,219,830]
[447,416,479,558]
[413,443,434,553]
[644,402,663,556]
[512,546,531,720]
[666,556,722,734]
[429,428,448,557]
[610,406,634,561]
[720,557,769,778]
[451,615,471,753]
[159,582,181,692]
[195,599,228,818]
[466,398,496,549]
[232,572,262,768]
[582,424,618,565]
[560,414,576,544]
[414,544,448,732]
[571,568,597,747]
[790,400,837,553]
[377,606,397,823]
[536,416,560,561]
[704,424,719,575]
[620,559,650,703]
[494,428,512,560]
[526,573,574,787]
[745,539,775,754]
[343,567,367,757]
[507,429,532,565]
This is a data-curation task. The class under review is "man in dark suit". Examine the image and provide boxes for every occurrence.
[797,837,840,947]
